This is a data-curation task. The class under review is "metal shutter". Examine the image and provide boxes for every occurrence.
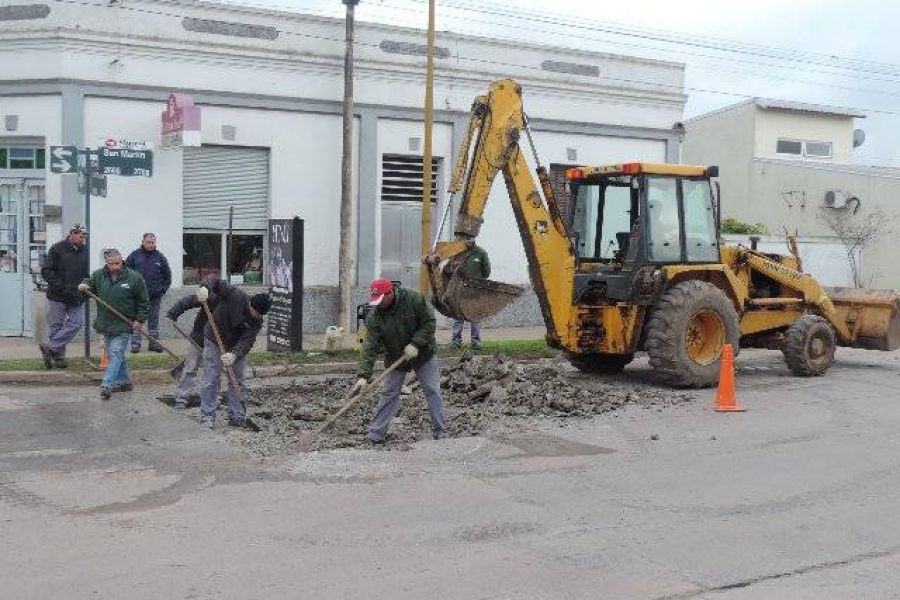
[183,146,269,229]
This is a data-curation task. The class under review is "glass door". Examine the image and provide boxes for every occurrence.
[0,180,24,334]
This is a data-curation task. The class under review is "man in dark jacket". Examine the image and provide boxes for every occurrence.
[451,241,491,349]
[165,281,219,409]
[125,232,171,353]
[196,279,270,428]
[353,278,448,443]
[78,248,149,400]
[39,223,90,369]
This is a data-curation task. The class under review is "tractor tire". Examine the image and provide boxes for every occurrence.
[568,353,634,374]
[782,315,835,376]
[644,280,740,388]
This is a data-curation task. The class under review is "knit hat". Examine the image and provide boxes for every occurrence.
[250,293,271,315]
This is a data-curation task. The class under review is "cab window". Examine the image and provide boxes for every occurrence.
[682,179,719,262]
[646,177,681,262]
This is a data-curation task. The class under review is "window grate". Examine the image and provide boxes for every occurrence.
[381,154,440,203]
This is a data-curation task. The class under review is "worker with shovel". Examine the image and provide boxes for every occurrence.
[196,279,271,429]
[165,281,219,409]
[354,278,449,444]
[78,248,149,400]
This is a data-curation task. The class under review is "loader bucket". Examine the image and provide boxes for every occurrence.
[430,267,524,322]
[825,287,900,351]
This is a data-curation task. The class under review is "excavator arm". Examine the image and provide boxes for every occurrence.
[425,79,575,344]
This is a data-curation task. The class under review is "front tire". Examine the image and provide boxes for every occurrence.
[644,280,740,388]
[782,315,835,376]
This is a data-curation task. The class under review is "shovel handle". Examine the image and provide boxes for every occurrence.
[85,289,180,360]
[313,356,407,436]
[169,318,202,351]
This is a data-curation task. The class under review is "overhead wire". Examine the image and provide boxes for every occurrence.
[43,0,900,118]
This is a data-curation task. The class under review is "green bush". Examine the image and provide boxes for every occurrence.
[721,218,767,235]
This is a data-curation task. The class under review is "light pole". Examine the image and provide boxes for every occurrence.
[338,0,359,343]
[419,0,436,295]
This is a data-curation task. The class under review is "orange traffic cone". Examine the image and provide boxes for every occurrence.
[99,338,109,369]
[714,343,744,412]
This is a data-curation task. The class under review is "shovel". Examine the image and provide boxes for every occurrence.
[296,356,407,452]
[84,289,184,378]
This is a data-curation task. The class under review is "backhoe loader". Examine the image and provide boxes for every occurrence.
[425,79,900,387]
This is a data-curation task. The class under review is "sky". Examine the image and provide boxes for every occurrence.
[221,0,900,167]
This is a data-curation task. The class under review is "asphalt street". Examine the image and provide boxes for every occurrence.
[2,348,900,599]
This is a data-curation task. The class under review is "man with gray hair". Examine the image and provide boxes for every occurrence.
[79,248,149,400]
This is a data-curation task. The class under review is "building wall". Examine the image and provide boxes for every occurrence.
[742,160,900,288]
[754,110,855,162]
[682,103,756,212]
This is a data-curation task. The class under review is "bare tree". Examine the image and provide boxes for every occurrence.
[817,207,891,288]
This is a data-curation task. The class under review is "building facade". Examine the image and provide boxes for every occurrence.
[683,98,900,290]
[1,0,687,336]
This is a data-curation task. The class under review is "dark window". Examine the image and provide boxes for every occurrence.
[8,147,36,169]
[227,234,263,284]
[776,139,803,155]
[0,148,6,169]
[381,154,439,203]
[35,148,45,169]
[183,233,221,285]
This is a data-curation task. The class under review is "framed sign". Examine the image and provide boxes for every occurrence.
[266,217,304,352]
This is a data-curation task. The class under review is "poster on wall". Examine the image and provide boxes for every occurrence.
[267,217,304,352]
[161,93,202,149]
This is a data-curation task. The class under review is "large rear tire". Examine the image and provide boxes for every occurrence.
[568,353,634,374]
[782,315,835,376]
[644,280,740,388]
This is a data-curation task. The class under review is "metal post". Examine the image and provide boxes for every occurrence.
[293,217,304,351]
[338,0,360,341]
[82,147,91,364]
[226,205,234,282]
[418,0,436,295]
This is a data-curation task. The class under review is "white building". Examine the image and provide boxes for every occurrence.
[0,0,687,336]
[683,98,900,290]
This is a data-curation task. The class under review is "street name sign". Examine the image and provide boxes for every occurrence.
[98,147,153,177]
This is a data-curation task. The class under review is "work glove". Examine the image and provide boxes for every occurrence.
[196,286,209,303]
[403,344,419,360]
[221,352,236,367]
[350,377,367,396]
[77,283,90,293]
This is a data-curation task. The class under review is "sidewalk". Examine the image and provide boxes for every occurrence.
[0,326,547,361]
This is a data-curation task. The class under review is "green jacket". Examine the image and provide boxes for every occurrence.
[85,267,150,334]
[356,288,437,379]
[460,245,490,279]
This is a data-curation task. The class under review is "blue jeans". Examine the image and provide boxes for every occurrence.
[200,343,248,422]
[451,319,481,345]
[101,333,132,389]
[46,300,84,356]
[174,344,202,403]
[132,296,162,349]
[367,356,447,442]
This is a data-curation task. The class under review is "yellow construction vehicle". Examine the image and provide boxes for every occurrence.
[426,79,900,387]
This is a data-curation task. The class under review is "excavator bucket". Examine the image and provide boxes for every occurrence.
[430,267,524,322]
[825,287,900,351]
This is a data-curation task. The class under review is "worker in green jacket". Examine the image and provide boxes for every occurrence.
[451,241,491,349]
[353,278,448,443]
[78,248,149,400]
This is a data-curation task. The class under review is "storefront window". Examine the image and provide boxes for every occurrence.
[1,147,45,170]
[183,233,221,285]
[183,232,264,285]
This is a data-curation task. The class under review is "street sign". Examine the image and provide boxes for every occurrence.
[98,147,153,177]
[49,146,77,173]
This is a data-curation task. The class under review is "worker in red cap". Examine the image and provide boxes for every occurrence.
[353,278,448,443]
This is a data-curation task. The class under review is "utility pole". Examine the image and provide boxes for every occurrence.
[418,0,436,294]
[338,0,359,343]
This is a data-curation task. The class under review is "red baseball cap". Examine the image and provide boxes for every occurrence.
[369,278,394,306]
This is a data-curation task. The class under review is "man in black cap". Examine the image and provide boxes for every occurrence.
[195,278,271,428]
[39,223,89,368]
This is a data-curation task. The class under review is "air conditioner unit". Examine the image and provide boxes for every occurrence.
[824,190,850,209]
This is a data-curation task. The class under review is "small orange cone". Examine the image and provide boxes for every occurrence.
[99,338,109,369]
[715,343,744,412]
